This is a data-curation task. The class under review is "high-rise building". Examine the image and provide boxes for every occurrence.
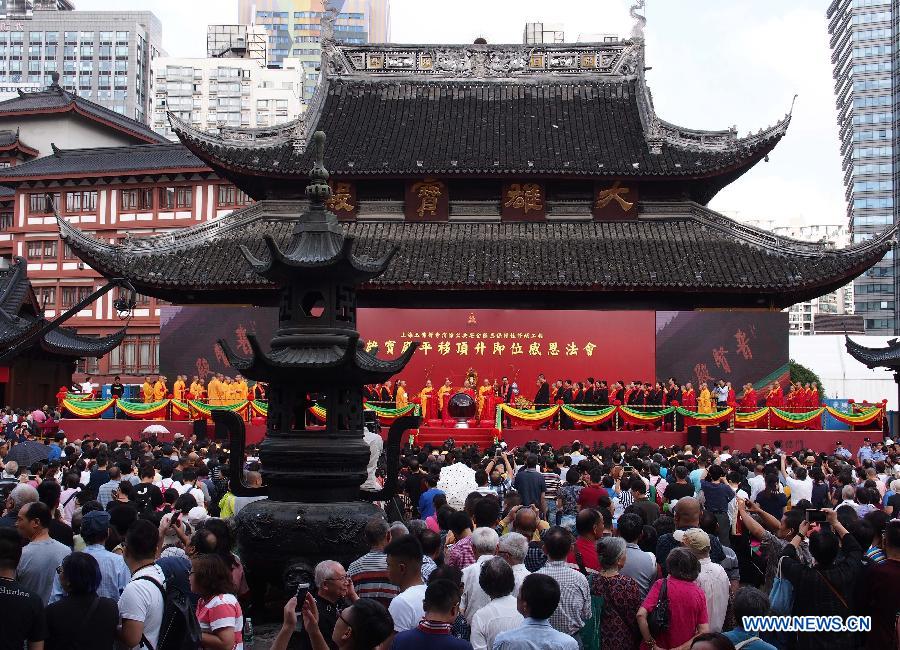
[150,55,304,139]
[523,22,564,44]
[237,0,390,99]
[0,8,163,123]
[826,0,896,334]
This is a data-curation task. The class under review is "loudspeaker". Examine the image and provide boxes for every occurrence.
[687,426,702,447]
[707,425,721,448]
[193,418,208,441]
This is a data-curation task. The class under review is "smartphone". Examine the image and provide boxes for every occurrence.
[172,511,181,526]
[623,465,633,472]
[805,509,827,523]
[295,582,310,612]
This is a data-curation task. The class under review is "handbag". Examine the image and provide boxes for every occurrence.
[769,555,794,616]
[647,577,670,637]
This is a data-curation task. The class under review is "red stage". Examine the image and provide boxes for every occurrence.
[500,428,871,455]
[58,419,267,445]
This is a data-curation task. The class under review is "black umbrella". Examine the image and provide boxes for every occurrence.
[5,440,50,467]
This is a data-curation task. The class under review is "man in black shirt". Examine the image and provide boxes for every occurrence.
[664,465,695,502]
[294,560,358,650]
[86,456,110,496]
[533,374,550,407]
[36,481,74,548]
[0,527,46,649]
[109,376,125,398]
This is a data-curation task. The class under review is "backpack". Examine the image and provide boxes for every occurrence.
[135,569,201,650]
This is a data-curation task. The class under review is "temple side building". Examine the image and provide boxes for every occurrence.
[0,256,124,405]
[57,28,896,313]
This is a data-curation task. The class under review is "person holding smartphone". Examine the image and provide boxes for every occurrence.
[291,560,358,650]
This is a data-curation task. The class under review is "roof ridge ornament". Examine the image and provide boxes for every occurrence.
[630,0,647,41]
[306,131,331,208]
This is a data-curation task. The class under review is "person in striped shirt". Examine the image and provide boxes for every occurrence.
[190,553,244,650]
[348,517,400,607]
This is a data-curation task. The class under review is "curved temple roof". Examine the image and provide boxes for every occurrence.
[0,257,126,360]
[168,39,792,204]
[57,201,896,310]
[845,335,900,370]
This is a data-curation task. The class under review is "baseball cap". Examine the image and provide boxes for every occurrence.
[80,510,111,538]
[673,527,710,553]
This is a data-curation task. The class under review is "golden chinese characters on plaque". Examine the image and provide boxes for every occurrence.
[502,182,545,218]
[405,178,448,220]
[593,180,638,219]
[326,181,357,218]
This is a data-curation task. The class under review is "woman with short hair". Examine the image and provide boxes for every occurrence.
[45,552,119,650]
[637,547,710,650]
[591,536,642,650]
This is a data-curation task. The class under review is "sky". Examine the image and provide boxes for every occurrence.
[77,0,845,227]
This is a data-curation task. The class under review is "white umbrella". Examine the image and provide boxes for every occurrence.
[142,424,170,435]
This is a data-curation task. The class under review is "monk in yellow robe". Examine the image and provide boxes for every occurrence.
[207,374,223,405]
[173,375,186,401]
[477,379,494,420]
[153,376,168,402]
[395,380,408,409]
[437,379,453,420]
[189,376,204,400]
[142,377,154,403]
[419,379,433,420]
[223,377,236,403]
[697,382,713,414]
[235,375,249,402]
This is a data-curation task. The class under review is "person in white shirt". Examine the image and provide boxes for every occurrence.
[118,519,166,650]
[385,534,428,632]
[460,527,501,625]
[780,456,813,505]
[496,532,530,595]
[675,528,729,633]
[748,464,767,501]
[470,557,524,650]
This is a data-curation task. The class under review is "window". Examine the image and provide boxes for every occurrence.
[158,186,192,209]
[119,188,153,211]
[864,318,894,330]
[25,239,57,260]
[28,192,60,214]
[0,212,11,230]
[61,285,92,308]
[34,286,56,309]
[108,335,159,374]
[216,185,252,207]
[65,190,97,213]
[853,196,893,209]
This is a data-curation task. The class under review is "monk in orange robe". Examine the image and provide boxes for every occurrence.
[681,382,696,408]
[395,380,409,409]
[477,379,494,420]
[173,375,186,402]
[207,374,222,405]
[153,376,167,402]
[765,382,783,407]
[235,375,249,402]
[437,379,453,420]
[419,379,433,420]
[189,376,204,400]
[142,377,154,403]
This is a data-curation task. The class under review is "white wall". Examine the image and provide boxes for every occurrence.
[789,334,897,410]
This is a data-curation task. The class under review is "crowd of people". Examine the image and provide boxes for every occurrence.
[0,401,898,649]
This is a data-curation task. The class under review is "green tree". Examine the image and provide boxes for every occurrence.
[789,359,826,400]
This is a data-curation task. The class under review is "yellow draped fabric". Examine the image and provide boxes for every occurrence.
[395,385,408,409]
[141,382,154,403]
[173,380,186,401]
[698,388,713,414]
